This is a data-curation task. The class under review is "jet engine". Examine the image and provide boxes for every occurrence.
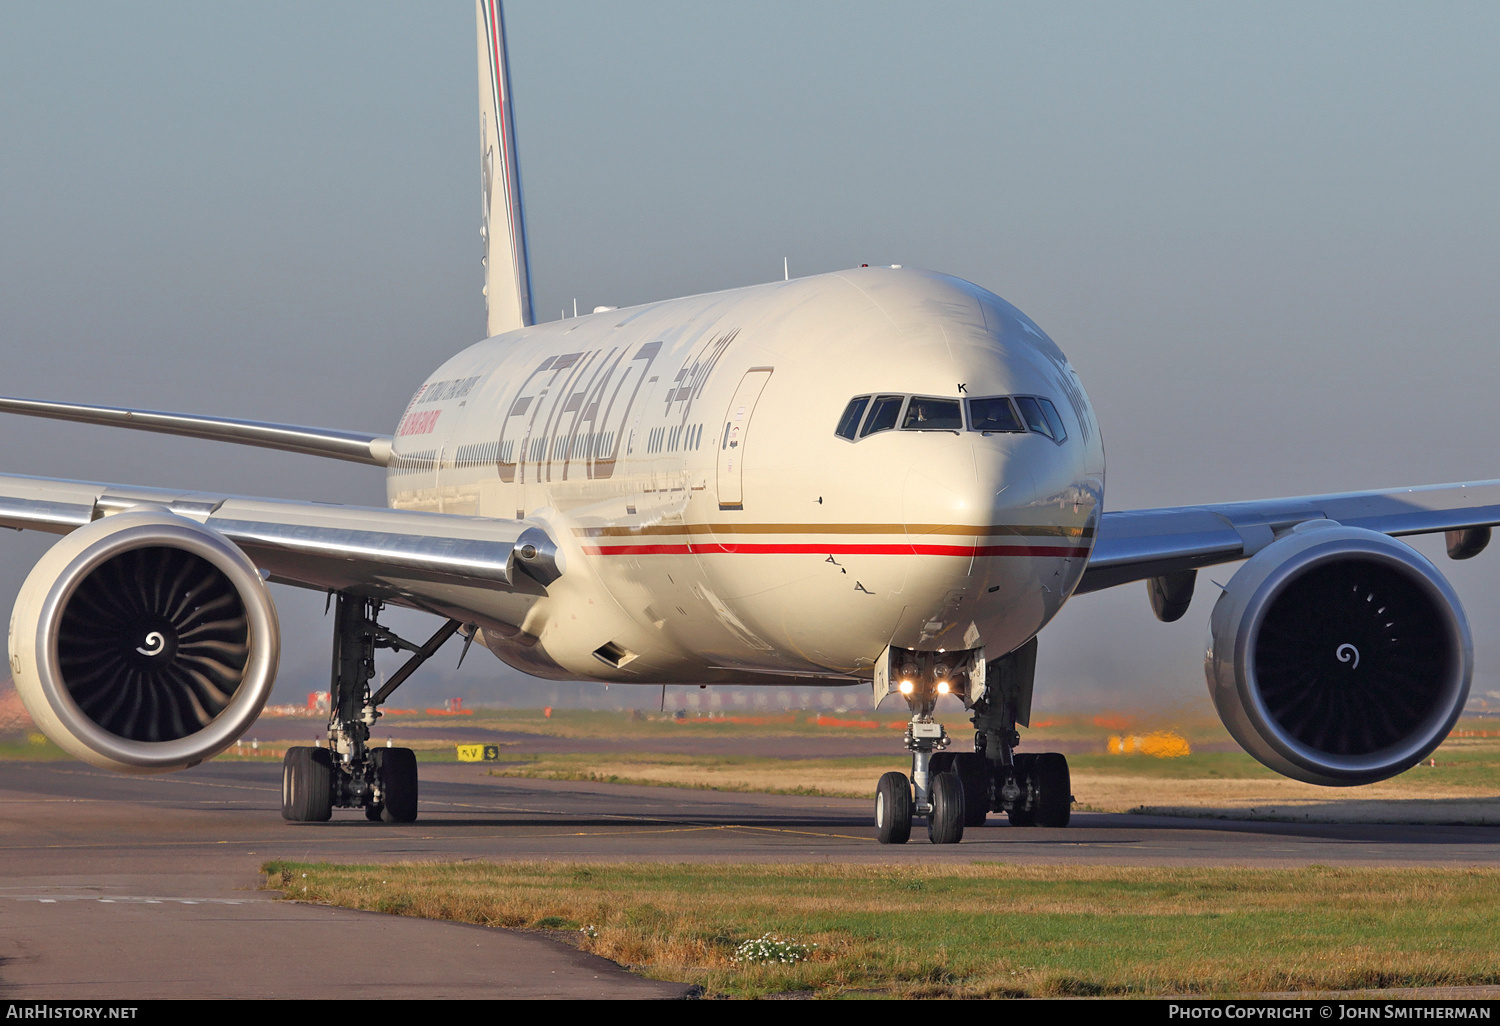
[1205,521,1471,786]
[9,510,280,773]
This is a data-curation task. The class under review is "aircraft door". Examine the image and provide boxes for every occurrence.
[716,367,773,511]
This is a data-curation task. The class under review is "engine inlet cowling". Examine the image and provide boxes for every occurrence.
[10,510,280,773]
[1205,522,1471,786]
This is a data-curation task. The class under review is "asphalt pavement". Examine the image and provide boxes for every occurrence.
[3,758,1497,998]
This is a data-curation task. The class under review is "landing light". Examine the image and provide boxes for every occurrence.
[898,680,914,695]
[936,680,951,695]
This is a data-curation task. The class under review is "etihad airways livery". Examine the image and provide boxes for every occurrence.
[5,2,1496,842]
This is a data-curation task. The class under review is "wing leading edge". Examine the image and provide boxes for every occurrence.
[1079,479,1500,594]
[0,472,560,633]
[0,396,393,466]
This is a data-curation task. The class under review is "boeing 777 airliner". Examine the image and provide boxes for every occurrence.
[4,2,1496,843]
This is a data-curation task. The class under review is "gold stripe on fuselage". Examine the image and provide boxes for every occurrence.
[572,522,1094,539]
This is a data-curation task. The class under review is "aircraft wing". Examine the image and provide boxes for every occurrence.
[1078,479,1500,593]
[0,471,560,631]
[0,395,394,466]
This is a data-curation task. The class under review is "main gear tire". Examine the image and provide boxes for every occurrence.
[282,746,332,823]
[953,752,991,827]
[1006,753,1036,827]
[373,747,419,823]
[1033,752,1072,828]
[927,772,965,844]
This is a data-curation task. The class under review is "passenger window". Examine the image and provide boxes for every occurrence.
[835,396,871,440]
[1014,397,1053,439]
[860,395,906,437]
[967,397,1024,433]
[1038,398,1068,443]
[901,397,963,431]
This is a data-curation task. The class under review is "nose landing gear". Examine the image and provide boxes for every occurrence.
[873,652,969,844]
[872,638,1074,843]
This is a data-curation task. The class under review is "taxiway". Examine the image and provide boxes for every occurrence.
[2,759,1496,998]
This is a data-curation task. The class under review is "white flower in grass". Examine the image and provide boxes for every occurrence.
[731,933,816,965]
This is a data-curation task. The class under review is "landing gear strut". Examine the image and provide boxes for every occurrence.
[282,594,460,824]
[872,638,1074,843]
[971,639,1072,828]
[873,652,968,845]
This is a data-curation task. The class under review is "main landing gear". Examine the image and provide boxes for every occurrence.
[282,594,461,824]
[873,638,1073,844]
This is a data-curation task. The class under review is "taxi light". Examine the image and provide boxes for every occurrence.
[936,680,951,695]
[898,680,915,695]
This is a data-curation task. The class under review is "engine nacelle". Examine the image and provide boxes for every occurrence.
[9,510,280,774]
[1205,521,1471,786]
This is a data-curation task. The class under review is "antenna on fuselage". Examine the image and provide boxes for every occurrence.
[783,257,789,281]
[476,0,534,336]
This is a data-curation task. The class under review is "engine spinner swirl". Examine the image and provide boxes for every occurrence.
[9,510,280,773]
[57,545,249,743]
[1206,522,1471,786]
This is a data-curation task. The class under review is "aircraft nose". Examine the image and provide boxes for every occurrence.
[891,437,1044,651]
[901,438,1035,556]
[902,444,976,537]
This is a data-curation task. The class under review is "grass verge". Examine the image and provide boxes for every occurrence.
[0,734,68,760]
[215,738,512,763]
[262,861,1500,998]
[489,753,906,797]
[489,746,1500,817]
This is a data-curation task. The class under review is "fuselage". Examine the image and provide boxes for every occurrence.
[386,266,1105,686]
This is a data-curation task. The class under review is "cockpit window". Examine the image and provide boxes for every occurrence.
[860,394,906,437]
[966,396,1024,433]
[901,396,963,431]
[836,391,1071,444]
[835,396,871,440]
[1013,396,1053,439]
[1038,398,1068,443]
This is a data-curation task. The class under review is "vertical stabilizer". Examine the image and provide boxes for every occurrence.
[476,0,534,335]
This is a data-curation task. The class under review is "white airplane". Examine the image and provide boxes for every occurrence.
[5,2,1497,843]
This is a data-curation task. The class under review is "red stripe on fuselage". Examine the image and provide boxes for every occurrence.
[582,543,1090,558]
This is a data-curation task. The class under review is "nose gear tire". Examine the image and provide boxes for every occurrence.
[875,771,913,845]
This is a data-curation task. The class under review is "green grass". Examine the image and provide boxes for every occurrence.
[489,752,906,797]
[212,746,475,763]
[1064,750,1280,779]
[0,733,69,760]
[5,706,1497,800]
[1400,737,1500,791]
[437,707,943,739]
[263,861,1500,998]
[1070,728,1500,790]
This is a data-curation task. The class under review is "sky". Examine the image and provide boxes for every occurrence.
[1,1,1499,715]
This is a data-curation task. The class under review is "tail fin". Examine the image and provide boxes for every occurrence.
[476,0,534,335]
